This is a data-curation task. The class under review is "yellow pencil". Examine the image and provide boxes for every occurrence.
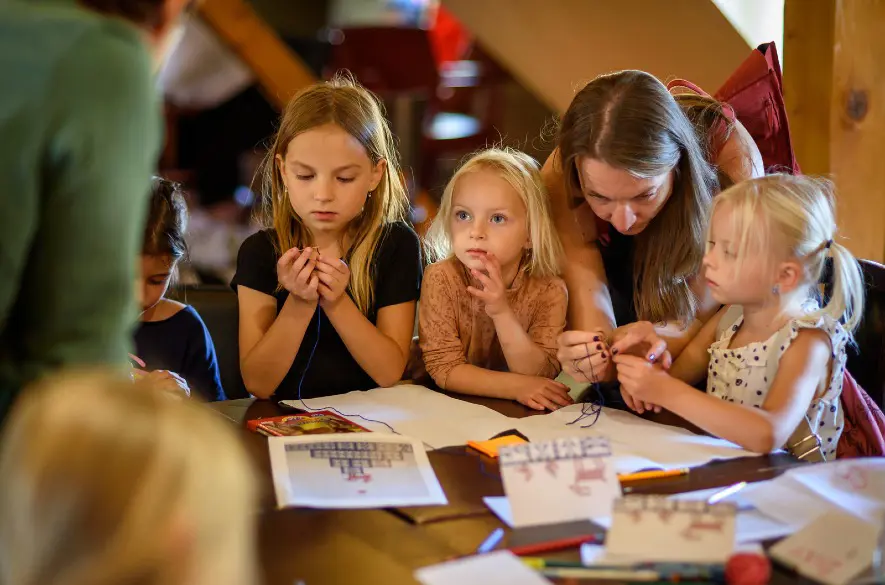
[617,467,690,482]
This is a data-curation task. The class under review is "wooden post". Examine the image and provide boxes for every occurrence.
[198,0,316,109]
[784,0,885,262]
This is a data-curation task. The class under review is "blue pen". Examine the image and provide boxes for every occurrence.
[476,527,505,554]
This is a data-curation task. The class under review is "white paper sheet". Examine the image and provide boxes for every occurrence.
[281,386,517,450]
[785,459,885,525]
[515,405,758,471]
[484,496,514,527]
[499,437,622,527]
[268,433,447,508]
[415,551,552,585]
[744,460,885,530]
[769,511,880,585]
[668,482,792,543]
[284,386,761,473]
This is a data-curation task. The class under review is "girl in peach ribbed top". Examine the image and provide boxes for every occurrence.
[419,148,572,411]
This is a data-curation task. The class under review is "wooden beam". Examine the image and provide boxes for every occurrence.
[783,0,835,177]
[785,0,885,262]
[441,0,750,114]
[198,0,316,109]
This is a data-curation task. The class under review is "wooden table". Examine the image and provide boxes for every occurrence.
[233,394,805,585]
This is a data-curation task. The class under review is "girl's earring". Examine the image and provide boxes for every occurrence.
[368,190,373,198]
[772,284,780,296]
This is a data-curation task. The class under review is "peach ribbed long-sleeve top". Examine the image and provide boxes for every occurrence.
[418,257,568,388]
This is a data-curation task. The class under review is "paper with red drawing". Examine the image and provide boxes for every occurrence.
[498,437,621,527]
[604,496,737,564]
[267,433,447,509]
[744,459,885,530]
[769,511,880,585]
[787,459,885,524]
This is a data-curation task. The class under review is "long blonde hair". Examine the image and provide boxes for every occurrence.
[0,371,259,585]
[558,70,719,324]
[256,72,410,314]
[425,147,564,278]
[712,174,865,333]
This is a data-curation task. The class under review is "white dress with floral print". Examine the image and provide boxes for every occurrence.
[707,304,848,458]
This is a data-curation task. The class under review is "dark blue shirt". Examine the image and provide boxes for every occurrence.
[134,305,225,401]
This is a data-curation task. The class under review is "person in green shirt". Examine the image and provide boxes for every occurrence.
[0,0,192,425]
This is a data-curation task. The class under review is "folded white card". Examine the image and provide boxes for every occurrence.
[605,496,736,564]
[498,437,621,527]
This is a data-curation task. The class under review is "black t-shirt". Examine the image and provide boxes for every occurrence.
[231,222,423,400]
[598,229,637,326]
[134,305,226,401]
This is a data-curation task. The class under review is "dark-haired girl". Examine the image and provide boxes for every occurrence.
[134,177,225,401]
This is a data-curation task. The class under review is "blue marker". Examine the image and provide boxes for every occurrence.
[476,527,505,554]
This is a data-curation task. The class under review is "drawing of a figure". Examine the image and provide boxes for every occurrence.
[657,509,675,524]
[517,462,533,482]
[835,465,869,490]
[346,470,372,483]
[545,460,559,478]
[569,458,607,496]
[680,515,725,541]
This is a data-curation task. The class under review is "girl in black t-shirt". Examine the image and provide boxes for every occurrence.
[232,75,422,401]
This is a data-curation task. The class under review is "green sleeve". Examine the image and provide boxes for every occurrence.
[18,26,161,378]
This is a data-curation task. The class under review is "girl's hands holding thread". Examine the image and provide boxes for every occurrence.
[512,376,574,411]
[613,354,675,414]
[315,253,351,308]
[278,247,319,303]
[609,321,670,413]
[557,330,611,383]
[466,253,511,317]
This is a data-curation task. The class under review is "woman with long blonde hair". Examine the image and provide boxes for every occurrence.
[0,371,259,585]
[232,73,422,400]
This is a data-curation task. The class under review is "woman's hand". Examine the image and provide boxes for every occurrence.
[610,321,670,366]
[277,247,319,303]
[557,330,611,383]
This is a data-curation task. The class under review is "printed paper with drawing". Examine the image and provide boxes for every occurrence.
[499,437,621,527]
[769,511,880,585]
[745,459,885,530]
[787,459,885,524]
[268,433,447,509]
[605,496,736,563]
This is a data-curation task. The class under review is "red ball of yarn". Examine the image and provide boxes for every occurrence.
[726,553,771,585]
